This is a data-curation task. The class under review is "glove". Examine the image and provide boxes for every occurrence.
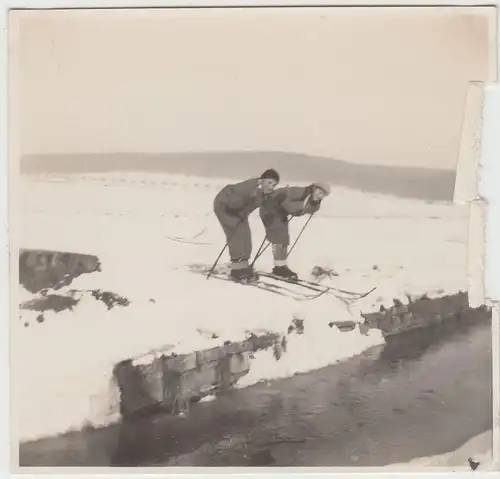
[303,194,320,209]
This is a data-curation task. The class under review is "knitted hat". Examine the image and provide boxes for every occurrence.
[313,181,331,195]
[260,168,280,183]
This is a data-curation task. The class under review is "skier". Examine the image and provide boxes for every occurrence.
[213,169,280,282]
[259,181,331,280]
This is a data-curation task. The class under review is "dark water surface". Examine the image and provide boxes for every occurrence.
[19,316,491,467]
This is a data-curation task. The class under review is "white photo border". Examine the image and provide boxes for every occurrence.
[1,1,499,478]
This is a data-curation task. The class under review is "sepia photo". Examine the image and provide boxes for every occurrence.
[9,6,497,469]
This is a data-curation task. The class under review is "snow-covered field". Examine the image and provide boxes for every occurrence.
[13,172,469,442]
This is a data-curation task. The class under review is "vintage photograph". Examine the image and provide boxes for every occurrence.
[10,6,496,468]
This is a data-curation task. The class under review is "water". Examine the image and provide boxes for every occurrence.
[19,315,492,467]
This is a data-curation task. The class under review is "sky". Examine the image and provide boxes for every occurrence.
[11,7,496,169]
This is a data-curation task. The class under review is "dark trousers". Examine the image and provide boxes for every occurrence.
[214,202,252,266]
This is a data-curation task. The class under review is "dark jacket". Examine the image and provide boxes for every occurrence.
[260,185,321,245]
[214,178,264,220]
[261,185,320,221]
[213,178,265,262]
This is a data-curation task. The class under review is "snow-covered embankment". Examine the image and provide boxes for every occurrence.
[15,174,469,442]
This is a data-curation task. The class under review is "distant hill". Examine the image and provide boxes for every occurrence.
[20,151,456,202]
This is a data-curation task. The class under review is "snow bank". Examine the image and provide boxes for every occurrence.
[387,430,493,471]
[236,317,382,389]
[16,263,383,441]
[15,175,468,442]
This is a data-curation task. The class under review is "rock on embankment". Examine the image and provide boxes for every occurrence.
[360,292,491,337]
[20,249,101,294]
[114,333,282,418]
[19,250,128,324]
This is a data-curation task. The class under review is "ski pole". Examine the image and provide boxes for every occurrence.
[207,185,268,280]
[251,215,292,267]
[206,242,229,280]
[287,213,314,259]
[206,215,247,280]
[207,193,265,279]
[250,236,268,268]
[250,236,271,268]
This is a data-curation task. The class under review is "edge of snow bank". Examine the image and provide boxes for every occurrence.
[16,324,384,443]
[386,430,493,471]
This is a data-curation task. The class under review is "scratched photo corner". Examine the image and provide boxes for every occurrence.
[9,5,497,470]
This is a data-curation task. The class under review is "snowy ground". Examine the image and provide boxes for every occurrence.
[13,172,469,442]
[388,430,493,471]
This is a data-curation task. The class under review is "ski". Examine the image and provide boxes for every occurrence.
[349,286,377,300]
[311,281,377,298]
[188,264,375,302]
[211,274,315,300]
[207,273,291,298]
[189,264,320,300]
[299,287,330,301]
[258,272,322,290]
[261,273,343,300]
[166,236,212,246]
[257,272,377,300]
[190,266,282,295]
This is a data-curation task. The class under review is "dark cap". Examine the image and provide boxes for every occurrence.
[260,168,280,183]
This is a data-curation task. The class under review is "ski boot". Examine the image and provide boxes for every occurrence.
[230,267,259,283]
[272,265,299,281]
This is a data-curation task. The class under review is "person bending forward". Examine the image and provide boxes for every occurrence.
[213,169,280,282]
[260,182,331,280]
